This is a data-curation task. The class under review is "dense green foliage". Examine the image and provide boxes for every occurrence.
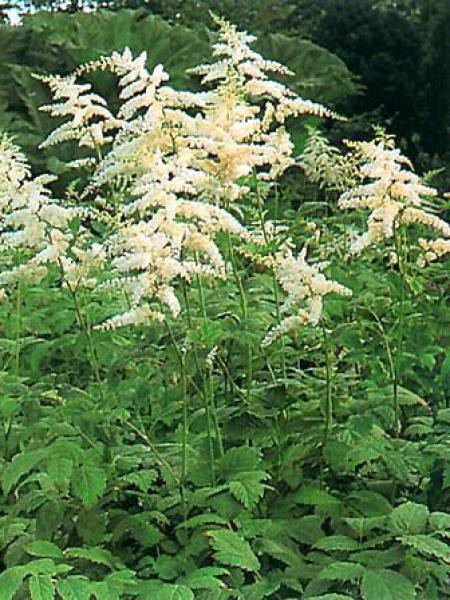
[0,8,449,600]
[2,152,450,599]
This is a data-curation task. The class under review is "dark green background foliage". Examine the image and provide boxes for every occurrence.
[0,2,449,599]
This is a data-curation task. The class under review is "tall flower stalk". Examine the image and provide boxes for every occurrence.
[338,132,450,433]
[262,246,352,436]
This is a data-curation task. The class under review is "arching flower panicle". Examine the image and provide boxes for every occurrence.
[417,238,450,266]
[262,246,351,346]
[338,134,450,255]
[0,134,78,287]
[38,74,121,150]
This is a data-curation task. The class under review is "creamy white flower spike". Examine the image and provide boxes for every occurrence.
[417,238,450,266]
[262,246,351,346]
[93,194,248,329]
[338,135,450,255]
[0,134,76,287]
[187,16,337,203]
[39,75,122,151]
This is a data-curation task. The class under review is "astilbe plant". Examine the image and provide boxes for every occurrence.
[298,128,450,438]
[0,15,449,600]
[35,15,341,332]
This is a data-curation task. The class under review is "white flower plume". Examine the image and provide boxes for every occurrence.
[0,134,77,291]
[263,246,351,346]
[338,134,450,255]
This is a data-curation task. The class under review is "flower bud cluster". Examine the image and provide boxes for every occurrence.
[299,128,359,191]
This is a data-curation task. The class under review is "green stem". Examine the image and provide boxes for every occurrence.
[368,308,398,434]
[195,271,219,476]
[208,369,224,457]
[322,318,333,440]
[253,175,287,381]
[203,377,216,485]
[226,231,248,316]
[194,270,216,483]
[226,231,252,401]
[180,347,189,524]
[14,280,21,376]
[272,271,288,381]
[393,223,407,437]
[164,319,189,523]
[195,272,207,320]
[216,354,247,400]
[181,280,192,328]
[57,259,101,383]
[122,419,180,485]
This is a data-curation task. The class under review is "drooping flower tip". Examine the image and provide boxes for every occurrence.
[263,247,351,346]
[417,238,450,266]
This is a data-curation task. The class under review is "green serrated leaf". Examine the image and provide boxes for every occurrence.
[242,572,284,599]
[349,491,393,516]
[209,529,260,572]
[181,567,228,590]
[318,561,365,581]
[399,534,450,563]
[3,450,45,494]
[25,540,63,559]
[229,470,269,509]
[345,516,387,537]
[56,577,92,600]
[346,445,381,469]
[121,469,158,492]
[177,513,227,530]
[259,538,304,570]
[293,486,340,506]
[89,582,120,600]
[389,502,429,535]
[23,559,66,576]
[47,458,73,487]
[361,569,416,600]
[220,447,261,478]
[71,465,106,508]
[0,566,26,600]
[64,546,118,569]
[429,512,450,534]
[29,574,55,600]
[309,595,354,600]
[136,581,194,600]
[314,535,359,551]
